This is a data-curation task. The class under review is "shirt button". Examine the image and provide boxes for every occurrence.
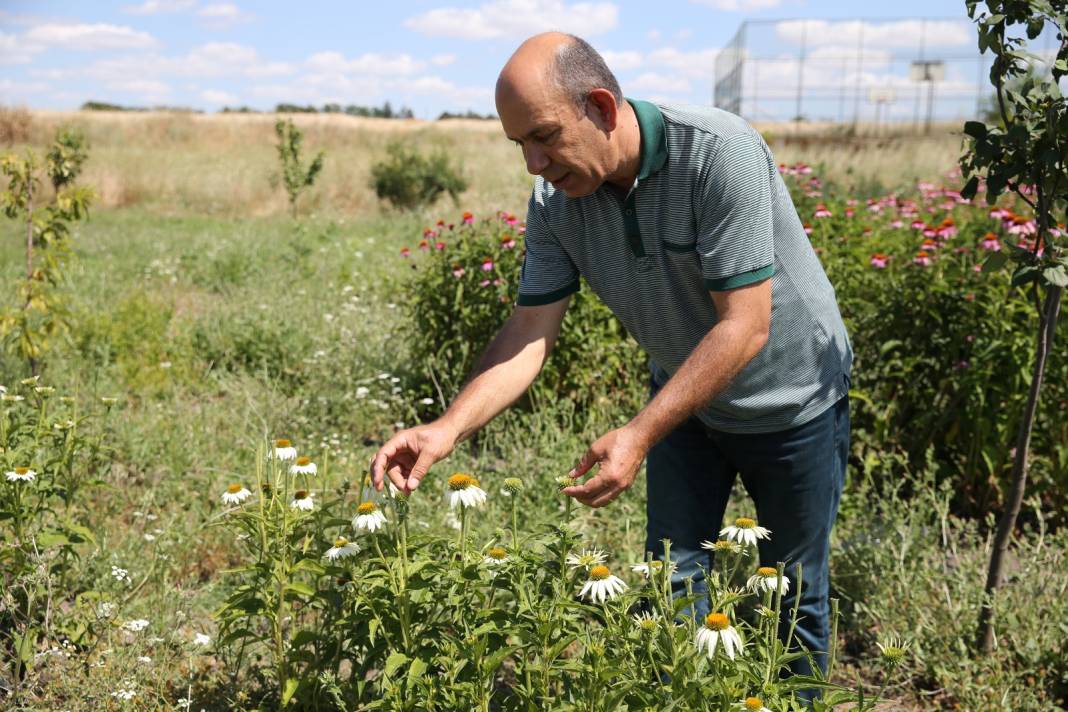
[625,208,633,215]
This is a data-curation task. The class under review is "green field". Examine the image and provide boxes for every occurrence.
[1,109,1065,710]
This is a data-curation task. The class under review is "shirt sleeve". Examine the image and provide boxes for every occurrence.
[695,132,776,291]
[516,191,581,306]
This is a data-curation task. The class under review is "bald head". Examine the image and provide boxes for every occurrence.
[496,32,622,114]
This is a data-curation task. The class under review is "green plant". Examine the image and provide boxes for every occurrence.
[274,119,324,217]
[1,128,93,375]
[959,0,1067,653]
[399,212,646,423]
[370,141,468,210]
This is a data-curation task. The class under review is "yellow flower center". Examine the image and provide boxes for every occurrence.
[448,473,477,490]
[757,566,778,577]
[589,565,610,580]
[745,697,763,711]
[357,502,376,514]
[704,612,729,631]
[647,561,663,571]
[487,547,507,560]
[333,537,348,547]
[227,484,243,494]
[294,490,309,500]
[734,517,756,529]
[295,456,311,466]
[275,439,291,447]
[15,467,29,475]
[713,540,736,551]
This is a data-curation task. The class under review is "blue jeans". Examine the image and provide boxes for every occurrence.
[645,384,849,679]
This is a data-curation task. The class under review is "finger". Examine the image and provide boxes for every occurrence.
[404,450,437,493]
[587,487,621,508]
[386,462,409,493]
[569,444,602,480]
[564,473,612,500]
[371,433,412,490]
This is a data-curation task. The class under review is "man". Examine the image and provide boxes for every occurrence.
[371,32,852,681]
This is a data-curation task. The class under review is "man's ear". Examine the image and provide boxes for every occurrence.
[586,88,619,132]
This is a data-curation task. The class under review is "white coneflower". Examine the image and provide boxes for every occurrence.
[290,456,317,475]
[501,477,523,495]
[351,501,387,533]
[566,548,607,571]
[290,490,314,511]
[700,539,745,555]
[271,439,297,461]
[630,560,678,579]
[695,612,744,660]
[446,473,487,509]
[101,396,119,406]
[221,484,251,505]
[483,546,510,566]
[578,565,628,604]
[633,610,660,634]
[747,566,790,595]
[1,394,24,403]
[324,536,360,561]
[738,696,772,712]
[5,467,36,482]
[34,386,55,396]
[121,619,150,632]
[719,517,771,547]
[876,635,912,668]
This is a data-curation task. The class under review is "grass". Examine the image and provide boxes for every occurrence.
[0,109,1064,710]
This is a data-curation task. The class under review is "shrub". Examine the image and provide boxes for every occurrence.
[398,211,646,421]
[370,142,467,210]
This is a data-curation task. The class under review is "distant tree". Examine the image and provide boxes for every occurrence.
[274,118,324,217]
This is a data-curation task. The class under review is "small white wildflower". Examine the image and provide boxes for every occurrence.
[121,619,149,632]
[111,566,130,583]
[5,467,36,482]
[194,632,211,647]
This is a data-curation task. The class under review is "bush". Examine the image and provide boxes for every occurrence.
[370,142,467,210]
[399,211,646,420]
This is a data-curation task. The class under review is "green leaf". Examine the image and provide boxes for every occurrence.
[14,628,37,667]
[281,677,299,706]
[384,651,409,677]
[961,175,980,199]
[1043,265,1068,287]
[1011,264,1040,287]
[963,121,987,140]
[35,530,71,548]
[982,251,1009,273]
[290,558,327,577]
[284,581,316,598]
[407,657,427,684]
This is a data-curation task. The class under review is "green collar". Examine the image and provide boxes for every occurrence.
[628,98,667,181]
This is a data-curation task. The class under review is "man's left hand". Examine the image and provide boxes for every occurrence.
[563,426,649,508]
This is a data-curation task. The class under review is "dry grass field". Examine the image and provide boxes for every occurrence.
[4,108,966,221]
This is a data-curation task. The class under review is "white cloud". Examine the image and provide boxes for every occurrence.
[601,50,643,71]
[629,72,691,93]
[775,20,973,50]
[23,22,158,50]
[38,42,294,83]
[122,0,196,14]
[0,78,49,95]
[0,31,36,65]
[646,47,720,78]
[201,88,237,103]
[405,0,618,40]
[690,0,782,10]
[197,3,252,28]
[305,51,424,76]
[431,53,457,66]
[646,29,662,42]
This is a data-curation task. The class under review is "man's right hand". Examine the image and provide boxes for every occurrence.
[370,421,459,494]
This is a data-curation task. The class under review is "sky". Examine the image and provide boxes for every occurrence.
[0,0,1022,122]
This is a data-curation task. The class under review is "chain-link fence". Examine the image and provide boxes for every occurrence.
[713,16,1061,128]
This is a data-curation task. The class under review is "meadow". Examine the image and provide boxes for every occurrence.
[1,108,1066,710]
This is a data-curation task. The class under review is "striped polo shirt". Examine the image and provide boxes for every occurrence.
[516,99,853,434]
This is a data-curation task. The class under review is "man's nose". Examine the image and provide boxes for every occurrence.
[523,145,550,176]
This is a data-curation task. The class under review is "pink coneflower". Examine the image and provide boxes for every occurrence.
[462,211,475,225]
[890,220,905,229]
[481,258,494,271]
[501,235,516,249]
[814,204,832,218]
[920,239,938,252]
[418,239,429,251]
[803,223,813,235]
[452,264,465,278]
[936,218,957,239]
[435,241,446,250]
[505,214,519,226]
[913,252,932,266]
[989,207,1011,220]
[1007,215,1036,236]
[867,200,883,214]
[956,360,970,370]
[400,247,411,258]
[911,220,927,230]
[923,227,937,239]
[870,253,889,268]
[479,279,491,287]
[423,228,438,239]
[436,219,446,227]
[980,233,1001,251]
[844,208,855,218]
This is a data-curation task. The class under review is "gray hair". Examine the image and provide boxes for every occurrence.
[551,35,623,110]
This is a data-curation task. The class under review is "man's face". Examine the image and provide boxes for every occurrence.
[497,88,611,198]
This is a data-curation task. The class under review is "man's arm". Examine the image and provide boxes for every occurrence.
[371,296,570,493]
[563,279,770,507]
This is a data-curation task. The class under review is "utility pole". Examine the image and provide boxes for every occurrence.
[910,60,945,134]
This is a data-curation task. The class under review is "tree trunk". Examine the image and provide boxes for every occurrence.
[976,283,1063,653]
